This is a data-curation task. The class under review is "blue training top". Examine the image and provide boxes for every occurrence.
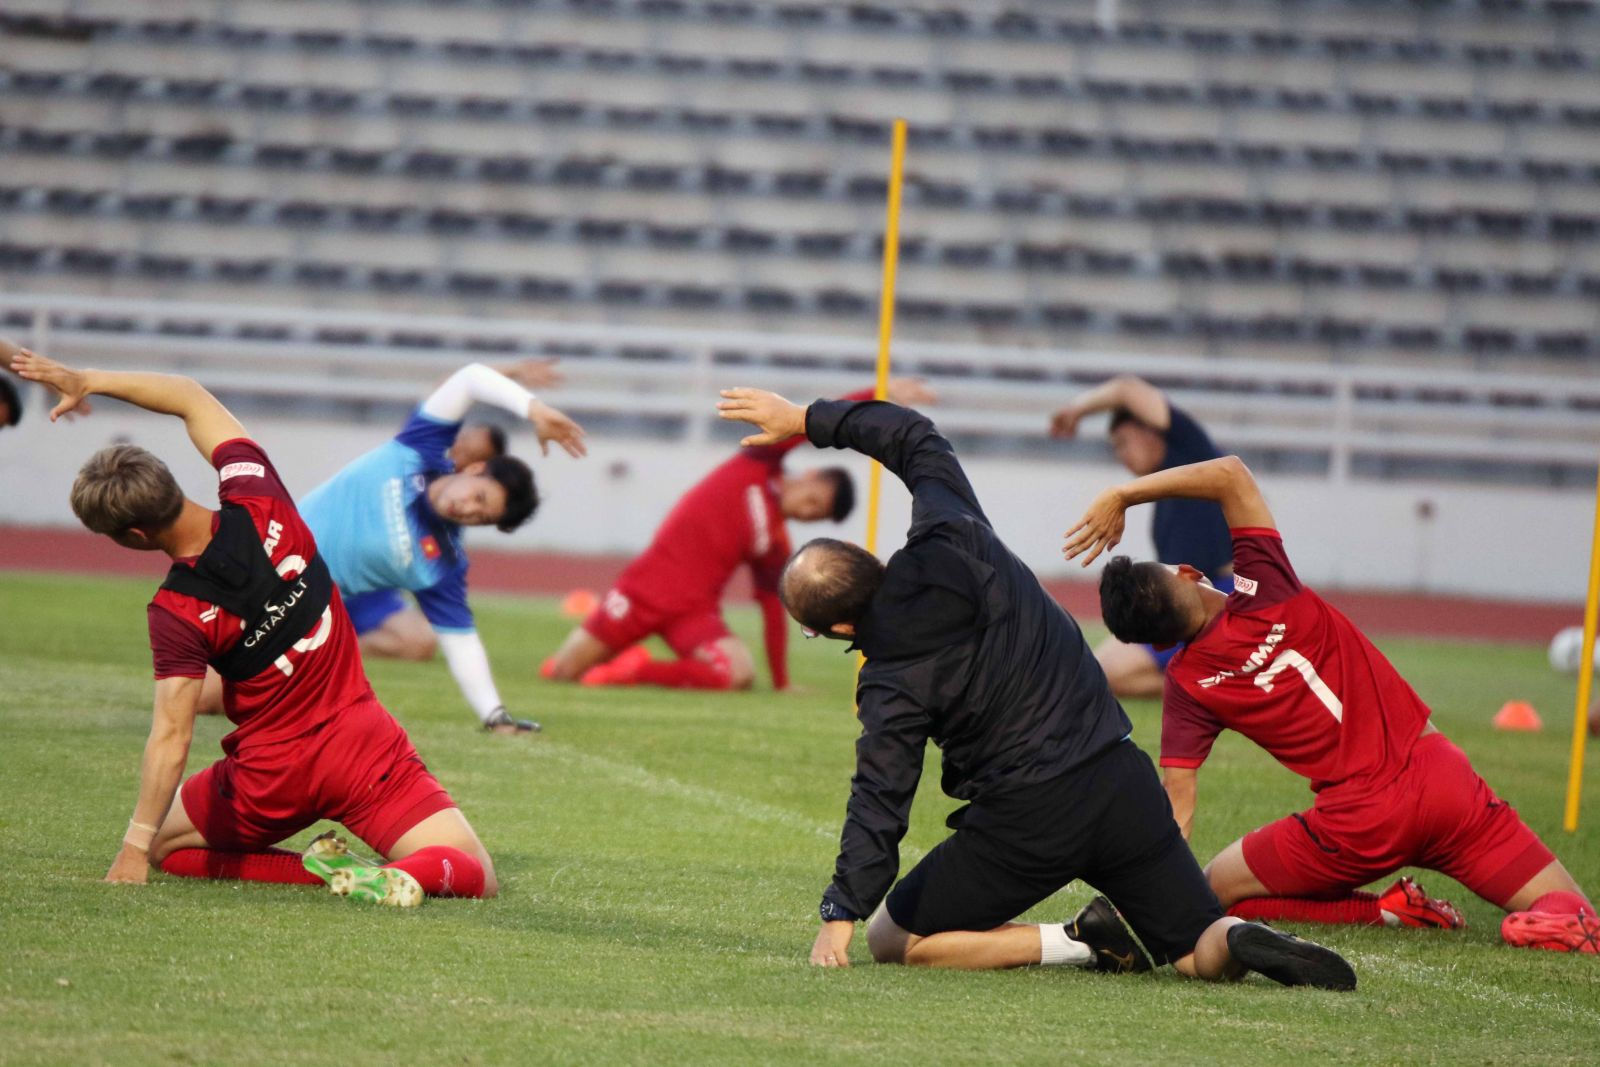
[299,409,474,634]
[1150,404,1234,581]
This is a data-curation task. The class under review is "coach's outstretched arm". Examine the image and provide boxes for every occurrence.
[423,362,587,458]
[8,343,245,460]
[716,388,986,526]
[1063,455,1276,567]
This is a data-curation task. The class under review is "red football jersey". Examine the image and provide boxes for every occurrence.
[147,438,373,752]
[1160,528,1432,792]
[615,439,798,613]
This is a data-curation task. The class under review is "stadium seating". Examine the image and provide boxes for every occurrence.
[3,0,1600,365]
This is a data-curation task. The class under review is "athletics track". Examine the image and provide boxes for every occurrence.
[0,524,1579,644]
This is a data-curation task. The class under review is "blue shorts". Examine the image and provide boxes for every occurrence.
[1144,574,1234,670]
[342,588,408,636]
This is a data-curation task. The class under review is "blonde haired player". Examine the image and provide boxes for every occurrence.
[10,342,496,906]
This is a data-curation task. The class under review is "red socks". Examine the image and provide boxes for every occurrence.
[160,845,486,899]
[384,846,486,898]
[1527,890,1591,915]
[632,657,734,690]
[159,847,321,886]
[1228,893,1383,925]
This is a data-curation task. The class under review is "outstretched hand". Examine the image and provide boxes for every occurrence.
[716,388,806,446]
[499,357,564,391]
[527,400,587,458]
[1048,404,1084,439]
[1062,487,1128,567]
[6,341,94,421]
[885,376,938,408]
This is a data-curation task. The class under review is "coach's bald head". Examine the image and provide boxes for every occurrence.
[780,538,884,639]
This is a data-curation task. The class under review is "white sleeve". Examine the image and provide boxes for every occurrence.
[435,630,506,724]
[420,364,535,424]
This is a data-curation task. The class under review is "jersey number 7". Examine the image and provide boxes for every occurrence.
[1255,649,1343,722]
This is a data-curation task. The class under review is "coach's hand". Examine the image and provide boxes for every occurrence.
[810,920,854,967]
[7,343,95,421]
[716,388,805,446]
[527,399,587,458]
[105,845,150,885]
[1062,486,1128,567]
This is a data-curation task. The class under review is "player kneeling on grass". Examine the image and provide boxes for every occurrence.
[1064,455,1598,955]
[541,381,931,694]
[717,386,1356,988]
[9,342,496,907]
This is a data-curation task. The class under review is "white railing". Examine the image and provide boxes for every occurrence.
[4,293,1597,479]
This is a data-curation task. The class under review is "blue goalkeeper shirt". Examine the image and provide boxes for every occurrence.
[300,409,474,634]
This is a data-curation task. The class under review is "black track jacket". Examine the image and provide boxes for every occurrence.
[807,399,1132,922]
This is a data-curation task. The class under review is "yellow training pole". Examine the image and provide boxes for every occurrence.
[858,118,906,682]
[864,118,907,558]
[1563,463,1600,832]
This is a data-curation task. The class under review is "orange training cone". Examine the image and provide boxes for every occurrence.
[561,588,599,619]
[1493,700,1542,732]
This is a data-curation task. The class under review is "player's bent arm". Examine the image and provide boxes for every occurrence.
[92,372,247,461]
[1053,375,1170,436]
[1118,455,1274,530]
[108,677,201,883]
[1162,765,1199,842]
[422,363,586,457]
[1066,456,1274,565]
[8,348,246,460]
[422,363,537,422]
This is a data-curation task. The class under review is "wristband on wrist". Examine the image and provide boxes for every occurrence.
[819,899,858,924]
[123,819,158,851]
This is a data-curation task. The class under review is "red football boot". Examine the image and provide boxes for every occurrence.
[1501,908,1600,953]
[1376,877,1466,929]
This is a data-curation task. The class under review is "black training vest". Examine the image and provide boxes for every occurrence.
[160,504,333,681]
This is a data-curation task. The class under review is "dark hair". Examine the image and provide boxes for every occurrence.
[487,455,538,532]
[1107,406,1140,433]
[483,423,507,458]
[822,467,855,523]
[1098,556,1191,646]
[780,537,884,633]
[0,374,20,427]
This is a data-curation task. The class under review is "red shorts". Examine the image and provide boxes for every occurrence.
[180,695,455,857]
[1242,733,1554,908]
[581,586,731,659]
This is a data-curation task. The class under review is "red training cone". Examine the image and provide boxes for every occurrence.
[1493,701,1542,732]
[561,588,599,618]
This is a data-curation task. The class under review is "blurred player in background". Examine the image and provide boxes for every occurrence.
[542,379,933,693]
[1050,375,1232,698]
[1068,455,1599,954]
[720,386,1356,989]
[0,371,22,430]
[295,360,585,734]
[9,342,497,906]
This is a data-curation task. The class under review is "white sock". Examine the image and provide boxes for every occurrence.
[1038,923,1094,967]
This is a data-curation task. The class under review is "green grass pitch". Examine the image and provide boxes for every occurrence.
[2,571,1596,1065]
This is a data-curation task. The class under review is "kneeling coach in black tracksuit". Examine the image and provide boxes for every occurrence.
[716,387,1354,988]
